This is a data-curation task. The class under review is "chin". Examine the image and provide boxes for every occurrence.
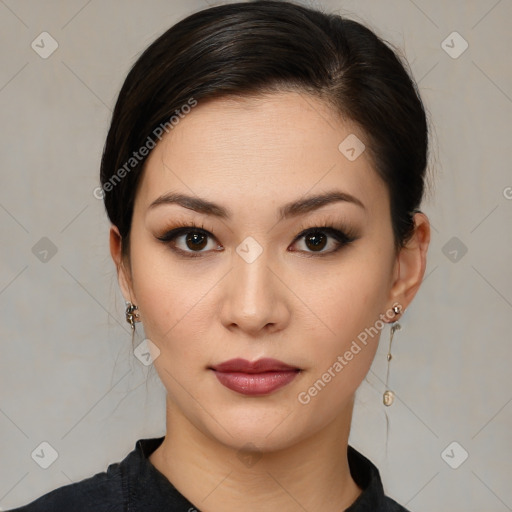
[198,406,310,454]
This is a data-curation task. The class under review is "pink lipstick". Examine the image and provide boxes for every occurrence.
[210,358,300,396]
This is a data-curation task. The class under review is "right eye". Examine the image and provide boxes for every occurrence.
[156,225,222,257]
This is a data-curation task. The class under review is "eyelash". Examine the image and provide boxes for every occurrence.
[156,219,358,258]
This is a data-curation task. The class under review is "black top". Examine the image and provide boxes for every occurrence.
[7,436,411,511]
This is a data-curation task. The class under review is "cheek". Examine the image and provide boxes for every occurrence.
[128,238,223,376]
[291,250,392,391]
[292,276,387,427]
[129,228,191,319]
[294,250,392,347]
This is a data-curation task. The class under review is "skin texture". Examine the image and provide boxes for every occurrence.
[110,91,430,511]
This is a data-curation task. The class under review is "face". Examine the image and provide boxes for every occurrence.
[116,91,412,452]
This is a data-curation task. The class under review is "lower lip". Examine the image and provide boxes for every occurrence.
[212,370,299,395]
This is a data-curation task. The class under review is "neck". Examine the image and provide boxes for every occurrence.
[149,396,362,512]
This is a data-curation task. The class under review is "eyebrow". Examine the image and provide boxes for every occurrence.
[148,190,365,220]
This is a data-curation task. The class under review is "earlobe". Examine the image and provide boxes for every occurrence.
[109,225,134,303]
[387,212,431,314]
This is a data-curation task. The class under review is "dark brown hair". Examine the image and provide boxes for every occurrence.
[100,0,429,257]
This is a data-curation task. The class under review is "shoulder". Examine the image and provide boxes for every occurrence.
[5,459,125,512]
[346,445,412,512]
[5,437,165,512]
[383,495,413,512]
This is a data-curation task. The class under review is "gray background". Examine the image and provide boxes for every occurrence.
[1,0,511,510]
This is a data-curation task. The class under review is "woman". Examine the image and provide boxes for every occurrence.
[9,1,431,510]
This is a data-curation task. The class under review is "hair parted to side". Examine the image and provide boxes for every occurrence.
[100,0,430,258]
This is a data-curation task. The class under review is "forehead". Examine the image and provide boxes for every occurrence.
[135,91,387,218]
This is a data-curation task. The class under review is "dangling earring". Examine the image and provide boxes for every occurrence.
[125,301,141,330]
[383,304,402,406]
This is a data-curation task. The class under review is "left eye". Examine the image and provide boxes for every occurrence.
[157,227,220,256]
[157,226,356,257]
[292,227,353,254]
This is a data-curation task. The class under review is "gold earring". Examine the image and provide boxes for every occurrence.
[383,304,402,406]
[125,301,141,330]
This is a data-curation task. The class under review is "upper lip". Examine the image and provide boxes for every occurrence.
[210,358,300,373]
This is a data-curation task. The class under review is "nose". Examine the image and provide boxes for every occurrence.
[219,248,291,336]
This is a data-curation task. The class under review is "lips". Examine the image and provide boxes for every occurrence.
[211,358,299,373]
[210,358,301,395]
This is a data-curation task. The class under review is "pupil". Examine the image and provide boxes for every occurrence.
[186,232,207,250]
[306,232,326,251]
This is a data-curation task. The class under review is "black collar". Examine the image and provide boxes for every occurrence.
[120,436,407,511]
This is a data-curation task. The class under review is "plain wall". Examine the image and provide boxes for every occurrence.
[1,1,511,510]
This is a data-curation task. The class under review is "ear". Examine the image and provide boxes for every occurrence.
[109,225,135,303]
[386,212,431,317]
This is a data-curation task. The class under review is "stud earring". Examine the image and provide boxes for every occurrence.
[125,301,141,330]
[383,304,402,406]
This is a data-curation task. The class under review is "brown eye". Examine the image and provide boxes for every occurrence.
[185,232,208,251]
[156,226,220,256]
[304,231,328,252]
[290,226,357,256]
